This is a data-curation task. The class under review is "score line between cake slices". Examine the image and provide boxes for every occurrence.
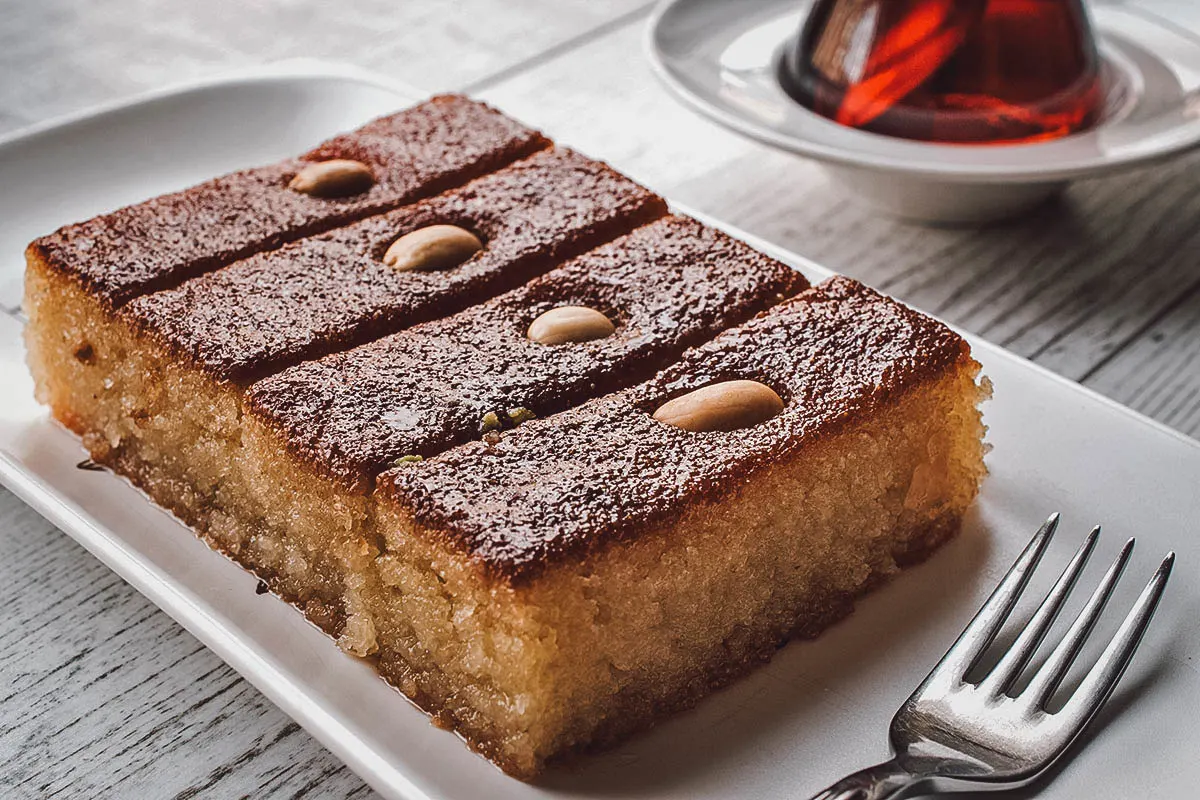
[22,93,988,780]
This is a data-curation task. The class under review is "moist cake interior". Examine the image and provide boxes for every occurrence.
[23,94,989,780]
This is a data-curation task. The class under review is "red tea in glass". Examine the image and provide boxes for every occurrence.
[779,0,1103,144]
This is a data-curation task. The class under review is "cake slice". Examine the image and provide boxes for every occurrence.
[367,277,988,776]
[27,94,548,308]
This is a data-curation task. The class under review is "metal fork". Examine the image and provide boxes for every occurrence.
[807,513,1175,800]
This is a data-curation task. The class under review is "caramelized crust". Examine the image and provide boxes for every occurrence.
[120,148,667,383]
[28,95,549,308]
[245,216,807,488]
[379,277,974,582]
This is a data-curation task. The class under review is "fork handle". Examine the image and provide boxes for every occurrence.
[806,758,919,800]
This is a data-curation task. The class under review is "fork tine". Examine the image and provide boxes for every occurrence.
[1023,538,1135,707]
[932,513,1060,681]
[1057,553,1174,727]
[979,526,1099,696]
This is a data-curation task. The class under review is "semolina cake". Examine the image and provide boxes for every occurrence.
[22,93,988,781]
[368,276,988,774]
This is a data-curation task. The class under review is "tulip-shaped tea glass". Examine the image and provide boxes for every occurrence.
[778,0,1104,144]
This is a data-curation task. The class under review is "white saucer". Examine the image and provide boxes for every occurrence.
[647,0,1200,223]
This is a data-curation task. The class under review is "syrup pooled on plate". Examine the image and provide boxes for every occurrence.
[779,0,1103,144]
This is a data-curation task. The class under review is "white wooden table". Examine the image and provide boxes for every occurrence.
[2,2,1198,796]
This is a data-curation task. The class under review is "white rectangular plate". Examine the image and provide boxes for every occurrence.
[1,63,1197,800]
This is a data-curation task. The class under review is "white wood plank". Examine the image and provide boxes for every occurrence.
[1083,285,1200,439]
[0,0,651,136]
[0,486,375,798]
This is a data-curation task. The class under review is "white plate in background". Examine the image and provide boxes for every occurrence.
[0,64,1196,800]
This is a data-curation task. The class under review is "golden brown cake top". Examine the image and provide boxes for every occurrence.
[378,277,973,584]
[121,147,667,383]
[245,216,807,489]
[29,95,549,307]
